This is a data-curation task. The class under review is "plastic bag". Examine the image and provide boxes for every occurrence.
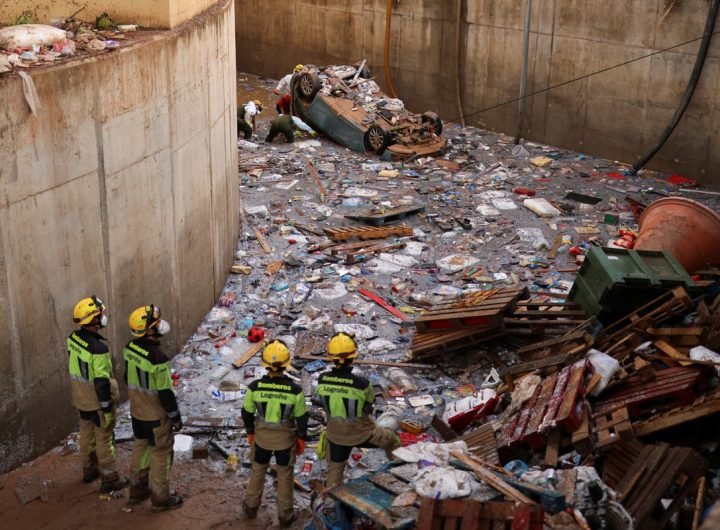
[587,349,620,396]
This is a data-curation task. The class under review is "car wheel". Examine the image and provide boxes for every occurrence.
[297,72,321,101]
[422,112,443,136]
[363,125,391,154]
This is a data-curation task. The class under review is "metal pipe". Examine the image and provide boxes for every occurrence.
[384,0,399,98]
[455,0,466,127]
[514,0,533,144]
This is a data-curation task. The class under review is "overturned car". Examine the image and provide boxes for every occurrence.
[289,62,447,160]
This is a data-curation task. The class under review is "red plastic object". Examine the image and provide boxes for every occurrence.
[569,246,583,256]
[357,288,407,321]
[606,172,624,180]
[667,174,697,186]
[288,239,297,245]
[399,432,432,446]
[447,395,499,433]
[512,187,536,196]
[636,197,720,272]
[247,326,265,343]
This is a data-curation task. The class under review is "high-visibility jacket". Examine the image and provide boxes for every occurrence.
[242,374,308,450]
[123,337,180,422]
[67,328,116,412]
[316,365,377,446]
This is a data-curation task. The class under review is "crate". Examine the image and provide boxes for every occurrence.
[568,247,694,320]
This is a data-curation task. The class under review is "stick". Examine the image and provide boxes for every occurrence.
[294,354,433,369]
[305,158,326,202]
[351,59,367,85]
[357,288,407,321]
[253,227,273,254]
[450,451,536,504]
[692,476,706,530]
[232,341,265,369]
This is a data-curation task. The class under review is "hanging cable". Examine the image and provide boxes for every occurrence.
[384,0,398,98]
[514,0,533,144]
[443,29,720,126]
[455,0,466,127]
[628,0,719,175]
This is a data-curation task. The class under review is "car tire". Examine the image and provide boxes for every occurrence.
[422,112,443,136]
[297,72,321,101]
[363,125,391,154]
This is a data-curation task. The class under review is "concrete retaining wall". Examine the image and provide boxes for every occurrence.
[236,0,720,185]
[0,0,238,473]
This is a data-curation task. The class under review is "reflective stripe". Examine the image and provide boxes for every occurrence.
[127,383,157,395]
[346,399,358,419]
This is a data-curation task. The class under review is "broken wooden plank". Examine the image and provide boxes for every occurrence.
[633,390,720,436]
[232,341,265,369]
[253,227,273,254]
[305,158,326,202]
[450,451,536,505]
[345,204,425,226]
[294,354,433,369]
[323,224,413,242]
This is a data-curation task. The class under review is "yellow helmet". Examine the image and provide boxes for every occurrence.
[128,305,161,337]
[73,295,105,325]
[261,339,291,370]
[327,332,358,363]
[252,99,263,112]
[293,64,304,73]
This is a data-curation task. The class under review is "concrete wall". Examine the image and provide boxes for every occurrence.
[236,0,720,185]
[0,0,238,473]
[0,0,218,28]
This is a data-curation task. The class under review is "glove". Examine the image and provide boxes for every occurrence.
[247,433,255,446]
[171,417,183,433]
[101,411,114,429]
[295,438,306,455]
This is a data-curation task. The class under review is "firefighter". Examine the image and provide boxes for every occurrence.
[123,305,183,511]
[67,296,125,492]
[238,99,263,140]
[316,332,401,488]
[241,339,308,527]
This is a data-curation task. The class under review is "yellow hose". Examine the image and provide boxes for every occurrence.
[384,0,399,98]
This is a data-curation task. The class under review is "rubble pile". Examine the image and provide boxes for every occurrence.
[0,16,139,74]
[118,75,720,528]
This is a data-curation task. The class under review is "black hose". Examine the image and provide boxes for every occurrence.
[628,0,720,175]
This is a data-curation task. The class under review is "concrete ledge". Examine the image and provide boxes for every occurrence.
[0,0,237,473]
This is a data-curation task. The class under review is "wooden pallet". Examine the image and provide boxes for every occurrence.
[595,287,694,356]
[410,327,506,359]
[633,388,720,437]
[459,423,500,466]
[417,499,544,530]
[323,224,413,242]
[613,443,707,530]
[345,204,425,226]
[591,406,634,448]
[497,360,590,451]
[601,439,646,490]
[504,301,588,337]
[415,288,527,333]
[593,367,705,419]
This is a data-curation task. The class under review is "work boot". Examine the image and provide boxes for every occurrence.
[243,503,258,519]
[100,476,128,493]
[82,467,100,483]
[278,510,298,527]
[151,495,183,512]
[128,480,151,505]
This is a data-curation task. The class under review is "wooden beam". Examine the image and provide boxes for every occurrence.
[294,354,433,369]
[253,227,273,254]
[305,158,326,202]
[450,451,536,505]
[232,341,265,369]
